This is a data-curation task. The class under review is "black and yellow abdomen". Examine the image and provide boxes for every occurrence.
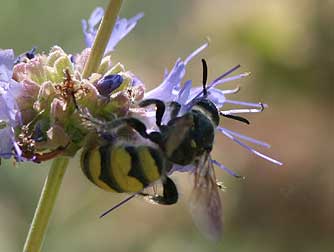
[81,144,165,193]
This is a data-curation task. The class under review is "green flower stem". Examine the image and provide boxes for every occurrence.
[82,0,123,79]
[23,157,69,252]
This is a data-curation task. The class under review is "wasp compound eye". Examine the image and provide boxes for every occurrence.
[96,74,123,97]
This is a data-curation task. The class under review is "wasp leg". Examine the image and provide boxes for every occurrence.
[140,177,178,205]
[100,177,178,217]
[139,99,166,128]
[117,117,163,146]
[169,101,181,119]
[100,194,136,218]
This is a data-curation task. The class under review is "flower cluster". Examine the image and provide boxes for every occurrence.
[0,6,281,174]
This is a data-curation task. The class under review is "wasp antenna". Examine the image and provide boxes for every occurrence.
[100,194,136,218]
[220,112,250,125]
[212,159,244,179]
[201,58,208,96]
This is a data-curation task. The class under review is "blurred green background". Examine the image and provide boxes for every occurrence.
[0,0,333,251]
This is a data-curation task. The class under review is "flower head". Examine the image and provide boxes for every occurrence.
[0,42,140,162]
[0,5,148,163]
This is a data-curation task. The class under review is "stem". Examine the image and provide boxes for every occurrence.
[23,157,69,252]
[82,0,123,79]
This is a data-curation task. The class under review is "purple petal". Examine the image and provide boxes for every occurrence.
[209,65,241,87]
[220,107,265,116]
[1,92,15,122]
[0,49,23,159]
[146,44,208,102]
[211,72,250,88]
[82,7,105,47]
[219,128,283,165]
[0,50,22,123]
[224,99,268,108]
[188,87,226,108]
[221,86,240,95]
[169,164,195,174]
[145,59,185,101]
[106,13,144,53]
[82,7,144,54]
[218,127,270,148]
[88,7,104,29]
[176,80,192,105]
[211,159,244,179]
[0,49,15,84]
[220,105,265,115]
[81,20,95,47]
[184,42,208,65]
[186,65,243,106]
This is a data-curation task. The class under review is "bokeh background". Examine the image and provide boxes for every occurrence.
[0,0,333,251]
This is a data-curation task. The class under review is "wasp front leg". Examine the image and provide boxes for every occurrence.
[139,99,166,128]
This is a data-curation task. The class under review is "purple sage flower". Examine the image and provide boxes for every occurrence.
[82,7,144,55]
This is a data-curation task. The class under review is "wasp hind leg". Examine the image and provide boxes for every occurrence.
[141,177,178,205]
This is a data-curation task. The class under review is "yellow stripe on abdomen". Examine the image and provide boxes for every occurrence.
[137,147,161,183]
[81,147,116,192]
[110,147,144,192]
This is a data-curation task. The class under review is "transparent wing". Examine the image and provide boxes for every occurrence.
[189,154,223,240]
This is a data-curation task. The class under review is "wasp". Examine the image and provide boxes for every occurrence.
[81,60,251,239]
[104,59,251,239]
